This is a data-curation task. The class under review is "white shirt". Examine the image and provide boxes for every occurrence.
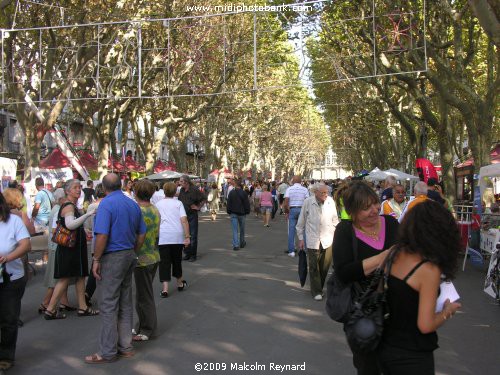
[150,190,165,205]
[284,183,309,207]
[296,196,338,249]
[277,183,288,195]
[226,185,234,198]
[155,198,187,245]
[0,215,30,283]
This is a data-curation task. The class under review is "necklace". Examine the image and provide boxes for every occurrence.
[355,220,381,240]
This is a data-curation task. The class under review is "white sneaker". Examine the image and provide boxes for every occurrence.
[288,252,296,257]
[314,294,323,301]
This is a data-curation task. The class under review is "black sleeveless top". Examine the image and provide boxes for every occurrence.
[382,260,438,352]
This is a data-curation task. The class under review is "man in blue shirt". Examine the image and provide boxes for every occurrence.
[31,177,54,229]
[85,173,146,364]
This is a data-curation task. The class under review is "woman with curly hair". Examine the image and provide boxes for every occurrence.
[378,199,462,374]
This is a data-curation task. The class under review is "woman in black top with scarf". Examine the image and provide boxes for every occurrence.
[333,181,399,375]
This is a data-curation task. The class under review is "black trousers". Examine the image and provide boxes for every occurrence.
[352,349,381,375]
[378,344,435,375]
[159,244,183,282]
[0,277,26,362]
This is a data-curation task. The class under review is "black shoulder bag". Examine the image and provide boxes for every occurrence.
[325,226,362,323]
[344,247,396,353]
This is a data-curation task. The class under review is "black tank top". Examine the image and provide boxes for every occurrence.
[382,260,439,352]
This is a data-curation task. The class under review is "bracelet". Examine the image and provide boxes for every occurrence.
[184,235,191,238]
[92,257,101,263]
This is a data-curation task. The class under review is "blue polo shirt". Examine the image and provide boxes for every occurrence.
[94,190,146,252]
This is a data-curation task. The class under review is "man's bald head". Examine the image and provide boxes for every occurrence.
[102,173,122,192]
[292,175,302,184]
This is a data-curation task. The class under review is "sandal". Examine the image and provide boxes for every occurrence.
[78,307,99,317]
[44,309,66,320]
[117,350,135,358]
[160,291,169,298]
[38,304,48,314]
[0,360,13,371]
[132,334,149,341]
[85,293,93,307]
[84,353,117,364]
[59,304,78,312]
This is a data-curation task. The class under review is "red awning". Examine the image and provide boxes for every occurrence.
[491,144,500,164]
[209,168,233,178]
[153,160,177,173]
[456,158,474,168]
[39,148,72,169]
[76,150,98,170]
[108,157,126,172]
[456,144,500,168]
[124,156,145,172]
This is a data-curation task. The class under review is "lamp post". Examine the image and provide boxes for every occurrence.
[194,144,200,176]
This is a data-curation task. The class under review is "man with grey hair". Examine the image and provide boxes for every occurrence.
[398,181,429,223]
[296,183,339,300]
[380,175,397,202]
[85,173,146,364]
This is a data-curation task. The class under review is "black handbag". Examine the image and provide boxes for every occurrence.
[344,249,396,353]
[325,226,362,323]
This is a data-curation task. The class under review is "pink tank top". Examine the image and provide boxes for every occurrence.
[260,191,273,207]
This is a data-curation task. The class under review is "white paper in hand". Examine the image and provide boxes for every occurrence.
[436,281,460,312]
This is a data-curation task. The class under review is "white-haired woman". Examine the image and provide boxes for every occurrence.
[44,180,98,319]
[39,188,75,314]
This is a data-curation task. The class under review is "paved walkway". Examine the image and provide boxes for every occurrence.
[8,212,500,374]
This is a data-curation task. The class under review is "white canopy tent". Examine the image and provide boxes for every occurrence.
[143,170,183,180]
[365,167,420,195]
[479,163,500,197]
[384,168,420,181]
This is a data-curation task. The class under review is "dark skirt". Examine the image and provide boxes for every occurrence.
[54,227,89,278]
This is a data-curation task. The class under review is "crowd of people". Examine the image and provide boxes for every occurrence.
[0,172,464,373]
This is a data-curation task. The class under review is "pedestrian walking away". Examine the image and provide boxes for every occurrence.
[227,178,251,251]
[178,175,206,262]
[85,173,146,364]
[132,180,160,342]
[155,182,191,299]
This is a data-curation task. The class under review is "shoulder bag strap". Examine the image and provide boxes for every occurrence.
[58,202,75,225]
[351,223,358,261]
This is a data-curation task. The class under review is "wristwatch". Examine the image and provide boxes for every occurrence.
[184,234,191,238]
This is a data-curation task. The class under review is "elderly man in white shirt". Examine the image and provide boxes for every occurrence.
[296,183,339,301]
[284,176,309,257]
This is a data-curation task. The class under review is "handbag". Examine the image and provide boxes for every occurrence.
[344,248,396,353]
[51,203,77,247]
[326,225,362,323]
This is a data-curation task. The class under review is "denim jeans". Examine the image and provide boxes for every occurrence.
[288,207,302,253]
[230,214,245,248]
[185,213,199,258]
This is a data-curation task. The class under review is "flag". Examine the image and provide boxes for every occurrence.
[415,158,439,183]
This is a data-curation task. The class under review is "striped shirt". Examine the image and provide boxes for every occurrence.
[284,183,309,207]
